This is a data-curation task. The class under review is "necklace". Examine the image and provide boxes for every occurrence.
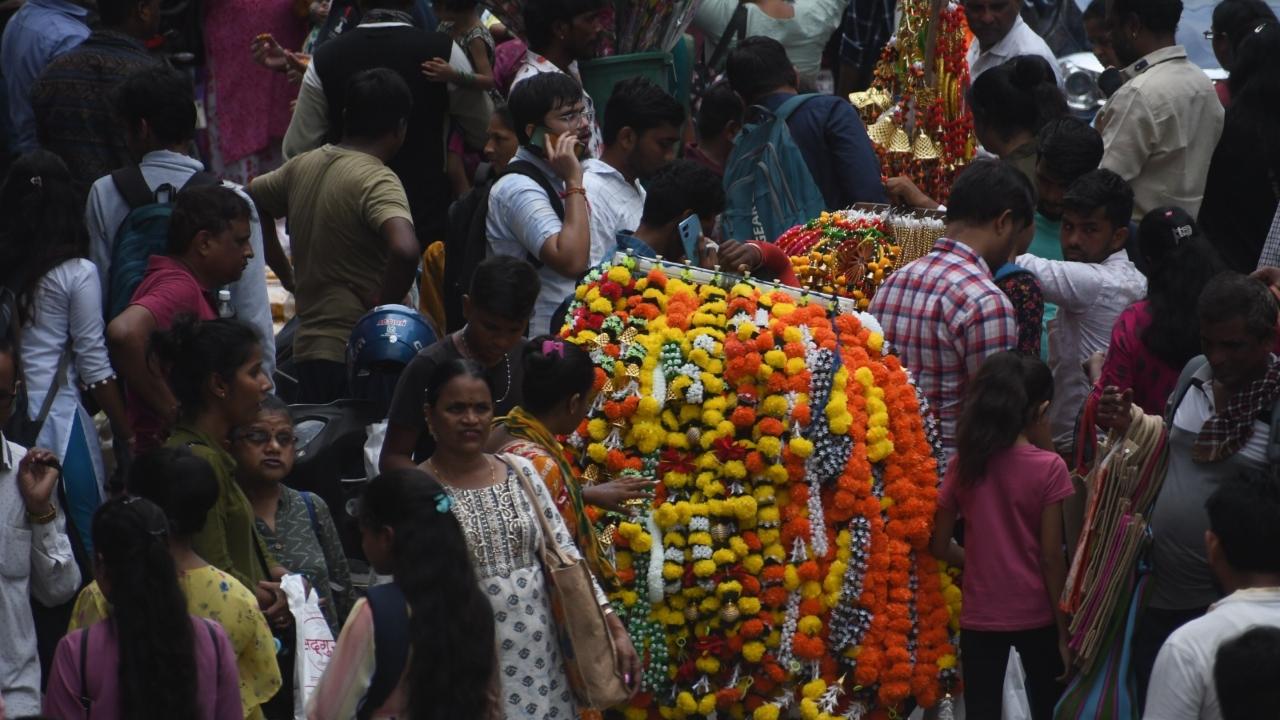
[428,455,497,489]
[455,326,512,404]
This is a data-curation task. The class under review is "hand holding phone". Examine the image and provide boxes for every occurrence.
[541,128,584,186]
[678,215,701,261]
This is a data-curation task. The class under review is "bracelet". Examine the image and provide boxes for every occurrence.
[83,375,117,391]
[560,187,587,200]
[27,505,56,525]
[457,69,475,86]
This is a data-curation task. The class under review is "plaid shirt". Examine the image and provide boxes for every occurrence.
[869,238,1017,453]
[1257,202,1280,270]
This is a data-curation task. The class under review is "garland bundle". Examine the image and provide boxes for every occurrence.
[560,256,960,718]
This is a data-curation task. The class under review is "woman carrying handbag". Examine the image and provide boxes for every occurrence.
[418,358,641,718]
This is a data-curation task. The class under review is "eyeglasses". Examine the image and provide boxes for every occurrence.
[556,107,594,127]
[1203,29,1218,40]
[237,429,297,447]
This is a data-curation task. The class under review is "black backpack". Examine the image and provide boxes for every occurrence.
[440,161,564,333]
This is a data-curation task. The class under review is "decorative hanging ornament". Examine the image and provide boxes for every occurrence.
[912,131,940,161]
[889,128,912,153]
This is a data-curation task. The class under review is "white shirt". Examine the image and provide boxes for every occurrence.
[966,15,1062,85]
[0,437,80,717]
[21,259,116,491]
[1144,587,1280,720]
[1097,46,1224,220]
[693,0,845,81]
[84,150,276,377]
[582,159,645,267]
[486,147,572,335]
[1016,250,1146,448]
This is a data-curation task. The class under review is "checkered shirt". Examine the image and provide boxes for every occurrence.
[869,237,1018,454]
[1257,202,1280,270]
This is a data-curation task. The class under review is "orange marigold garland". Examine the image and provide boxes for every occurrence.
[560,256,958,718]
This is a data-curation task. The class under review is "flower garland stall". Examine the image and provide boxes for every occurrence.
[561,256,959,719]
[851,0,974,203]
[775,208,947,308]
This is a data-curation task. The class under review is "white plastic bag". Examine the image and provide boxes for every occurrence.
[1003,647,1032,720]
[363,421,387,481]
[282,574,335,720]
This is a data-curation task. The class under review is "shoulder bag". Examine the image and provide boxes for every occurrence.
[502,453,630,709]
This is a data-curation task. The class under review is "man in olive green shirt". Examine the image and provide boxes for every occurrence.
[250,68,422,404]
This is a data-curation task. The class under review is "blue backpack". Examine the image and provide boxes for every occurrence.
[106,166,218,321]
[721,94,827,243]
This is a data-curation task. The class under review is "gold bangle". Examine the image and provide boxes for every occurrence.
[27,505,56,525]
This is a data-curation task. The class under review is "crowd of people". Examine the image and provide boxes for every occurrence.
[0,0,1279,715]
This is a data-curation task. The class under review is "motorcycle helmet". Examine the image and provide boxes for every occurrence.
[346,304,438,381]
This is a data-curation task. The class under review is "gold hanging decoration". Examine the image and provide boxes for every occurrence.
[912,131,940,161]
[867,112,896,147]
[888,127,912,153]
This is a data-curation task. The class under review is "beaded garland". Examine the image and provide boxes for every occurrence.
[559,257,960,719]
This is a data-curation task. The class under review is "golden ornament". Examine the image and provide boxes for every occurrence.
[889,127,912,153]
[711,523,731,544]
[867,112,896,146]
[912,131,940,161]
[720,603,741,624]
[684,604,700,622]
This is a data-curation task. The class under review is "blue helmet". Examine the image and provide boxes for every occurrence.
[346,304,437,377]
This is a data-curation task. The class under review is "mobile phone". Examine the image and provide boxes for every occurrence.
[678,214,701,261]
[529,126,550,150]
[530,127,586,158]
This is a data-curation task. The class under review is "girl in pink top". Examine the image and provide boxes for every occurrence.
[43,497,242,720]
[930,351,1075,720]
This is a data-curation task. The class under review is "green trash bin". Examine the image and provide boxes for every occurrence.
[579,51,675,127]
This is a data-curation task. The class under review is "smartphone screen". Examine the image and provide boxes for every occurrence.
[678,215,701,261]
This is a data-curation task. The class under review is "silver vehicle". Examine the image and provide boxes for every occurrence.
[1050,0,1280,118]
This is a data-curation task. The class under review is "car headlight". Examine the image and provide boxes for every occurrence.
[1059,60,1104,115]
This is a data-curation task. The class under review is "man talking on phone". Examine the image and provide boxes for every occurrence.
[582,77,684,267]
[486,72,594,335]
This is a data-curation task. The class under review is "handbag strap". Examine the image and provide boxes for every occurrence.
[499,453,573,566]
[79,624,92,715]
[33,345,73,429]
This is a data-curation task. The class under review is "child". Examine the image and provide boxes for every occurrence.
[423,0,496,92]
[928,351,1074,720]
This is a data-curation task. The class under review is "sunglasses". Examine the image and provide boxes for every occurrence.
[237,429,297,447]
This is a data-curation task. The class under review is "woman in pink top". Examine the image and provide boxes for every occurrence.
[43,497,242,720]
[930,352,1075,720]
[1092,208,1227,416]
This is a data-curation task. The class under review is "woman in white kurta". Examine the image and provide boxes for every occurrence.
[415,357,641,719]
[1,151,132,555]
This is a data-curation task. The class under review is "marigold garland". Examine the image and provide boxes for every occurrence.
[560,257,958,718]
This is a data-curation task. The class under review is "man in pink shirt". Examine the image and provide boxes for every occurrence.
[106,185,254,450]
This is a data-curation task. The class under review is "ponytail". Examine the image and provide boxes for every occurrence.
[93,497,200,720]
[359,469,496,720]
[955,352,1054,486]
